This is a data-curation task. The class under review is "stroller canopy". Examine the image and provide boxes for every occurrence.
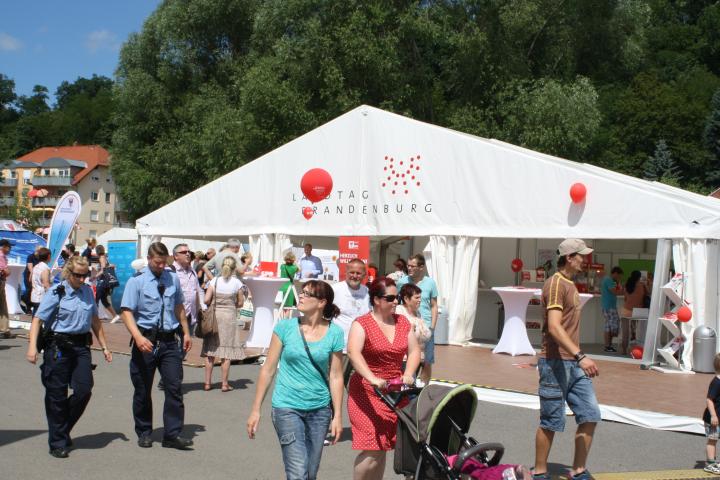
[405,384,477,444]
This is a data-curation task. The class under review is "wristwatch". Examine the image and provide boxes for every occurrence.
[574,351,585,362]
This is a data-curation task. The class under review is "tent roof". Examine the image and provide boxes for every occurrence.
[137,105,720,240]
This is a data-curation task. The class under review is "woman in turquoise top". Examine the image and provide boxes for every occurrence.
[247,280,344,480]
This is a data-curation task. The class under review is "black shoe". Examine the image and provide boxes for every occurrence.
[137,436,153,448]
[603,345,617,352]
[161,437,193,450]
[49,448,69,458]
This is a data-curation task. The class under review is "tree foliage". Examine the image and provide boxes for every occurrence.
[2,1,719,219]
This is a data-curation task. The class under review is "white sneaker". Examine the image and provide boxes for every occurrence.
[110,315,121,324]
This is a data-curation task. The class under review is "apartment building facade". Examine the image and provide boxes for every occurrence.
[0,145,129,240]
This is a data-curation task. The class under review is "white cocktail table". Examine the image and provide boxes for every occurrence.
[492,287,541,356]
[243,276,289,348]
[5,264,25,315]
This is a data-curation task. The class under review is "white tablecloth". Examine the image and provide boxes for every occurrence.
[243,276,289,348]
[492,287,541,356]
[5,264,25,315]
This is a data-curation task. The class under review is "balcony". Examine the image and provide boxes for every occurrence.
[0,197,15,207]
[30,175,73,187]
[0,178,18,187]
[32,197,60,208]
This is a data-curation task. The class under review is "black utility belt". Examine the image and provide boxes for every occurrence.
[140,327,180,342]
[49,332,91,348]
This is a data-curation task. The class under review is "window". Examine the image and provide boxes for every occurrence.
[104,211,110,223]
[90,210,99,222]
[23,170,31,184]
[43,169,50,176]
[89,230,97,238]
[90,191,99,202]
[8,191,14,197]
[105,192,111,203]
[59,169,68,177]
[92,174,100,181]
[10,171,17,179]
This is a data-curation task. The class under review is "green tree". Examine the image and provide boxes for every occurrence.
[643,139,681,184]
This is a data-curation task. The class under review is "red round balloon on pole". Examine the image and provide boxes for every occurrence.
[676,306,692,322]
[511,258,523,273]
[301,168,333,203]
[569,183,587,203]
[302,207,314,220]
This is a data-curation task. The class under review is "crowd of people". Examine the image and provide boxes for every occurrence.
[11,236,715,479]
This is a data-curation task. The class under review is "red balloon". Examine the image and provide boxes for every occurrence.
[511,258,523,273]
[677,306,692,322]
[301,168,333,203]
[302,207,314,220]
[569,183,587,203]
[630,346,644,359]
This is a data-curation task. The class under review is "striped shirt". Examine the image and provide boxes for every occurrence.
[541,272,581,360]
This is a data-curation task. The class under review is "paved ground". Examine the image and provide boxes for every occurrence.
[0,334,710,479]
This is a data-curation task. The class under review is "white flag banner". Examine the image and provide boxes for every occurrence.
[47,191,82,269]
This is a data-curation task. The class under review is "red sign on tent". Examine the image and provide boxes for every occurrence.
[338,236,370,281]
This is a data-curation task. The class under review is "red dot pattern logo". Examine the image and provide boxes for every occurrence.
[380,155,422,195]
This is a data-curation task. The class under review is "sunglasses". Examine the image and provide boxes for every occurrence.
[300,290,320,299]
[175,250,190,255]
[380,294,399,302]
[70,271,90,279]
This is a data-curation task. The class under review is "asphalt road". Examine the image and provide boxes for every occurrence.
[0,335,707,479]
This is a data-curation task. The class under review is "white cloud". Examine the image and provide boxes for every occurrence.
[0,33,22,51]
[85,30,120,53]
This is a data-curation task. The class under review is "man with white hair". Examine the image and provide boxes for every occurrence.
[203,239,243,280]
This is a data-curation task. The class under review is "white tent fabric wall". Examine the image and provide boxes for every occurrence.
[642,239,673,367]
[671,239,720,368]
[249,233,292,265]
[424,236,480,344]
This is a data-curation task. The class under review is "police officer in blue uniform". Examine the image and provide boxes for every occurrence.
[26,255,112,458]
[121,242,193,450]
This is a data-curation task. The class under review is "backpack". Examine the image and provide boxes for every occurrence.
[101,266,120,289]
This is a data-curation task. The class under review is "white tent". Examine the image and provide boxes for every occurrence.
[136,105,720,366]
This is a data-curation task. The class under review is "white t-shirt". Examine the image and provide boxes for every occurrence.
[210,276,243,295]
[31,262,50,303]
[332,281,370,352]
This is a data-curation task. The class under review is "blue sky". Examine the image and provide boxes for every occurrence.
[1,0,161,104]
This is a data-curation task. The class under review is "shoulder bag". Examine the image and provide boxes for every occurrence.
[195,279,219,337]
[298,319,334,415]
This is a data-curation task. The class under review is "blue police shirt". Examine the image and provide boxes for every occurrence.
[36,281,97,334]
[121,267,184,331]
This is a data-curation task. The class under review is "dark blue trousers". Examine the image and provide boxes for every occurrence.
[40,345,93,450]
[129,339,184,439]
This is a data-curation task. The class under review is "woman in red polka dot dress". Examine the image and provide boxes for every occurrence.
[347,277,421,480]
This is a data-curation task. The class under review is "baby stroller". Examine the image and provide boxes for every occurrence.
[376,383,508,479]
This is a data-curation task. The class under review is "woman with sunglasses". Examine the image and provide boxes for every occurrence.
[26,255,112,458]
[247,280,344,480]
[347,277,421,480]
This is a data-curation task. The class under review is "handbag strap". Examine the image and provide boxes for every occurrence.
[297,319,329,388]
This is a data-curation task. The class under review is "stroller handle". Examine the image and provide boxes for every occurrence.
[373,386,423,409]
[452,442,505,470]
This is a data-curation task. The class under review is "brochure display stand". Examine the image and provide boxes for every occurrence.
[651,273,693,374]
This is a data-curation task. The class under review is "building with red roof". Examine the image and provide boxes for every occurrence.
[0,145,129,239]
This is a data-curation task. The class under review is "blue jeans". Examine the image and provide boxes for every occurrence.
[271,406,332,480]
[538,358,601,432]
[424,330,435,364]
